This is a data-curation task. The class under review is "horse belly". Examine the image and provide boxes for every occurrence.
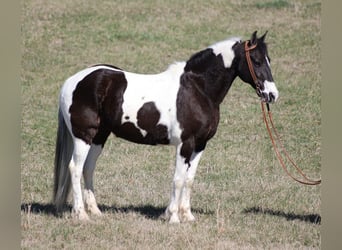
[113,101,177,145]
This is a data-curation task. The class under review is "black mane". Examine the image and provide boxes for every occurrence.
[184,48,226,74]
[182,47,234,106]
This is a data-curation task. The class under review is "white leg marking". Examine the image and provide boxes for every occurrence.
[165,147,203,223]
[83,144,103,216]
[165,144,187,223]
[69,138,91,220]
[83,190,102,216]
[179,151,203,222]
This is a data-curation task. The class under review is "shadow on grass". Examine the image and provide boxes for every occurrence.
[21,203,213,220]
[21,203,58,215]
[243,207,321,225]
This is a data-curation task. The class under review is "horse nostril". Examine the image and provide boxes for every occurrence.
[261,92,269,102]
[269,93,275,102]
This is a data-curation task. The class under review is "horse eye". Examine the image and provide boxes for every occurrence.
[254,61,261,67]
[251,57,261,67]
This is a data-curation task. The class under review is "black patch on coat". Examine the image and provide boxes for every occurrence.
[69,68,127,146]
[114,102,170,145]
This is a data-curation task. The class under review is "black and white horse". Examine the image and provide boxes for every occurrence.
[54,31,278,223]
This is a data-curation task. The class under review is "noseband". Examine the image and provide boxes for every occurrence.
[244,41,262,97]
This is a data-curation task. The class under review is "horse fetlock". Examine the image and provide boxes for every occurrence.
[164,206,194,223]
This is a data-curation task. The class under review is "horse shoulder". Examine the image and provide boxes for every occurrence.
[177,71,220,141]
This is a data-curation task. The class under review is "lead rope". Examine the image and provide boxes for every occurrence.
[261,102,321,185]
[244,40,321,185]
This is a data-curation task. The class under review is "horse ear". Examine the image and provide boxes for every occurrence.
[250,31,258,45]
[259,30,268,42]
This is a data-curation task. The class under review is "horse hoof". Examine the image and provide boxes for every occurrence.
[88,206,102,216]
[169,214,181,224]
[92,209,102,217]
[73,209,90,221]
[78,213,90,221]
[182,213,196,222]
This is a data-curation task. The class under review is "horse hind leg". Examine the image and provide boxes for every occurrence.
[83,144,103,216]
[69,137,91,220]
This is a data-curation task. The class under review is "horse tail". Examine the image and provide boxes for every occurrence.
[53,108,73,213]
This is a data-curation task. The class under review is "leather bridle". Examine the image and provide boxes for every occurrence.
[244,41,262,97]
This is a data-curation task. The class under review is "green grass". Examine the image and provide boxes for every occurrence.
[22,0,321,248]
[255,0,291,9]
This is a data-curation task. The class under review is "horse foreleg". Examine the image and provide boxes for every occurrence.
[179,151,203,222]
[165,145,187,223]
[83,144,103,216]
[69,138,91,220]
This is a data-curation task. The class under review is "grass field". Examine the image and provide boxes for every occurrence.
[21,0,321,248]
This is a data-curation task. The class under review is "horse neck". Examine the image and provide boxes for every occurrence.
[214,68,238,105]
[184,48,238,106]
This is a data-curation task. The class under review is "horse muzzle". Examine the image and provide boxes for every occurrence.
[260,80,279,103]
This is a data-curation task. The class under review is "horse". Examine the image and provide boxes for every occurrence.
[53,31,279,223]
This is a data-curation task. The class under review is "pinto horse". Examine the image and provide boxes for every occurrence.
[54,31,279,223]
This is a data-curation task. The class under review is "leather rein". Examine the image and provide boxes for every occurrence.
[244,41,321,186]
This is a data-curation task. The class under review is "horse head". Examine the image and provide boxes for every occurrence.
[234,31,279,103]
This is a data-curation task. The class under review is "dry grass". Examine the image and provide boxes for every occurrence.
[21,0,321,248]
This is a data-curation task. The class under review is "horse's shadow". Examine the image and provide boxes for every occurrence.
[21,203,321,225]
[20,202,213,220]
[243,206,321,225]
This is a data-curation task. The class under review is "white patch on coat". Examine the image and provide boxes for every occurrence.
[209,37,241,68]
[121,62,186,145]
